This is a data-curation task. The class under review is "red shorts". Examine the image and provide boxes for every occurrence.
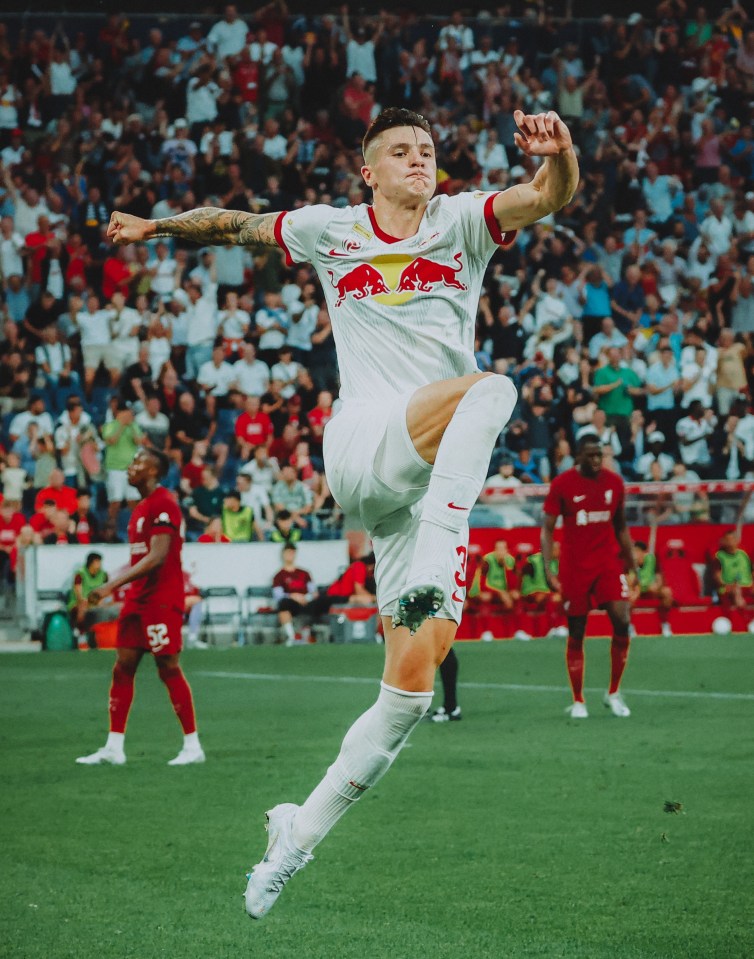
[118,607,184,656]
[561,567,629,617]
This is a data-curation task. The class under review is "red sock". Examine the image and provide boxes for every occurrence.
[109,662,136,734]
[159,665,197,734]
[609,634,630,695]
[566,636,585,703]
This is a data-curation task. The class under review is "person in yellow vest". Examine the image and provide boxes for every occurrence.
[467,539,519,610]
[221,491,260,542]
[519,541,566,639]
[629,519,674,636]
[711,526,754,615]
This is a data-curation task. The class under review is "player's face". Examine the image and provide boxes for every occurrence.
[362,126,437,204]
[127,450,154,487]
[579,443,603,476]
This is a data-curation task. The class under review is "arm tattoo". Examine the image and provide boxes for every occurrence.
[151,207,279,248]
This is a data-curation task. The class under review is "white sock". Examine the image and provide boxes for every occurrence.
[187,603,202,642]
[283,621,295,642]
[407,375,516,585]
[106,731,125,752]
[183,731,201,751]
[291,682,433,853]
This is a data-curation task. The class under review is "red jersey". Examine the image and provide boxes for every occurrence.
[543,468,624,572]
[181,461,204,490]
[272,567,312,595]
[123,487,184,614]
[235,411,273,447]
[0,512,24,550]
[308,406,332,435]
[34,485,78,515]
[197,533,231,543]
[327,560,367,598]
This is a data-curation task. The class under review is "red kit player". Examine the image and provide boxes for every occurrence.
[541,434,637,719]
[76,448,205,766]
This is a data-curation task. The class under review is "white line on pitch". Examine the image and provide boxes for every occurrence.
[196,671,754,702]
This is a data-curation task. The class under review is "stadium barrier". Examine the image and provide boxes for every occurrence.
[21,540,349,631]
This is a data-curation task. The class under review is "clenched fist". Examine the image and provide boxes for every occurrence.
[107,211,154,245]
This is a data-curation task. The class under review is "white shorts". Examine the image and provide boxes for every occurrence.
[106,469,140,504]
[324,395,469,625]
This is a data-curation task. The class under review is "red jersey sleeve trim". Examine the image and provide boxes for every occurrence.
[483,192,518,247]
[367,206,402,244]
[273,210,295,266]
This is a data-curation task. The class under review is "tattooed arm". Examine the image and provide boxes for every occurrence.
[106,208,279,248]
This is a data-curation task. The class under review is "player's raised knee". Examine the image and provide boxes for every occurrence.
[476,373,518,426]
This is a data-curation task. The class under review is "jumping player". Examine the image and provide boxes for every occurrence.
[76,448,204,766]
[541,434,637,719]
[105,106,578,916]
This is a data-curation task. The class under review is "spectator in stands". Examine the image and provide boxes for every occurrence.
[271,463,313,534]
[236,472,272,532]
[135,393,170,450]
[198,516,231,543]
[221,489,259,542]
[74,293,120,397]
[645,344,681,440]
[715,328,748,415]
[232,342,270,397]
[635,431,674,481]
[235,393,273,461]
[9,395,53,445]
[676,400,717,478]
[240,442,279,493]
[70,490,99,544]
[185,466,225,539]
[198,344,235,419]
[101,401,142,520]
[592,347,644,445]
[34,468,77,514]
[34,326,81,414]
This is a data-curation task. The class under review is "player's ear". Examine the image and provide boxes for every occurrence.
[361,162,374,187]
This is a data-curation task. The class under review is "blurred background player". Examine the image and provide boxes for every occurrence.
[542,434,637,719]
[519,542,566,639]
[76,448,204,766]
[707,500,754,630]
[272,544,318,645]
[630,518,674,638]
[105,104,578,917]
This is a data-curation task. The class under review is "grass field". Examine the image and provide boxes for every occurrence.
[1,635,753,959]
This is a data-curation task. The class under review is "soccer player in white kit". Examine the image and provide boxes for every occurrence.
[106,107,578,918]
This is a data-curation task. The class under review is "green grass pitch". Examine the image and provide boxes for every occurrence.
[1,635,752,959]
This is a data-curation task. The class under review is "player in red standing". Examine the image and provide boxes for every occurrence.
[76,448,205,766]
[541,434,637,719]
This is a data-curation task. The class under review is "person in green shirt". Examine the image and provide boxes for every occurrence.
[630,518,674,637]
[101,402,144,521]
[592,347,644,442]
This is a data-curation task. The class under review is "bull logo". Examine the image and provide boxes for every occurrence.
[327,252,467,307]
[327,265,391,307]
[396,252,467,292]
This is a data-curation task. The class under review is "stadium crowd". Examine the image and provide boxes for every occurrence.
[0,2,753,581]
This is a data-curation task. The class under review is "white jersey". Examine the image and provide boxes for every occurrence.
[276,193,516,404]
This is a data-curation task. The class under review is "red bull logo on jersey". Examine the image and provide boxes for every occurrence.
[396,252,467,293]
[327,252,467,307]
[327,265,391,307]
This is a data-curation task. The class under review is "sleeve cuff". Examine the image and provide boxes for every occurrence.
[483,192,518,247]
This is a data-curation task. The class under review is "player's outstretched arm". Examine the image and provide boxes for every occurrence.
[492,110,579,231]
[107,208,280,248]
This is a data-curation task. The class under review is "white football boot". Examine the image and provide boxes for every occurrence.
[167,745,206,766]
[75,745,126,766]
[604,691,631,717]
[244,803,313,920]
[566,701,589,719]
[392,578,444,635]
